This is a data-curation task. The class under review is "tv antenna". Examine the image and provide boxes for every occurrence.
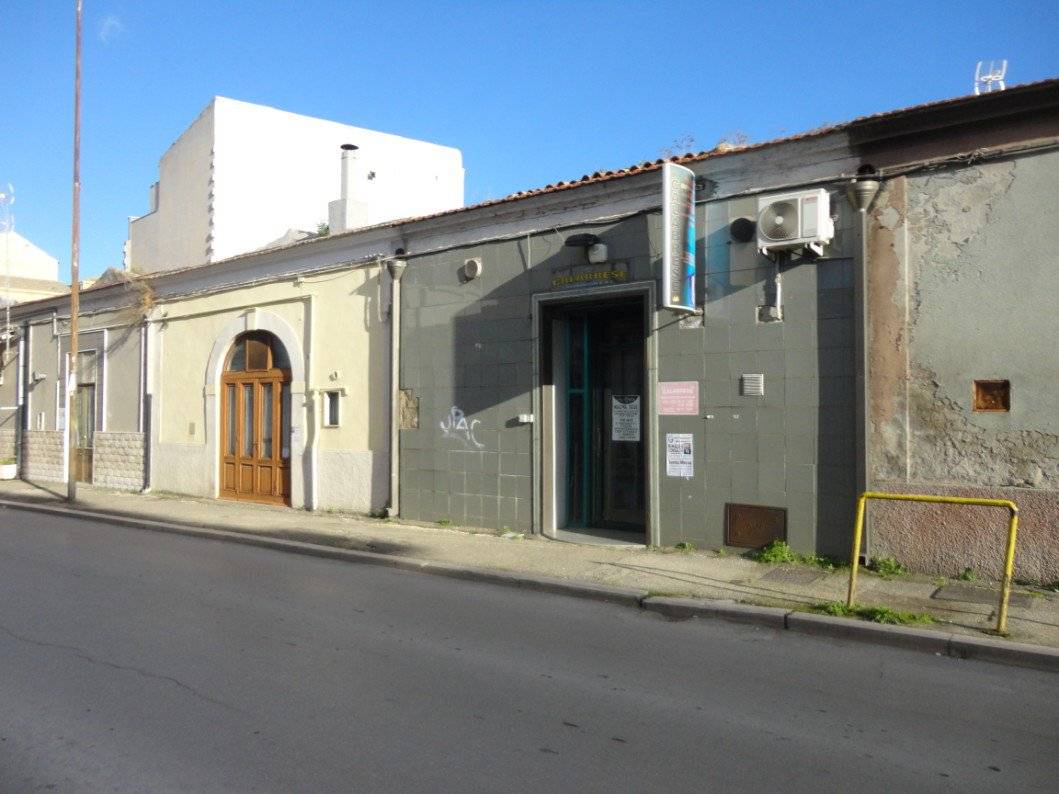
[0,183,13,358]
[974,60,1007,95]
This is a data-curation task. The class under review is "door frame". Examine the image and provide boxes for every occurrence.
[204,310,308,508]
[73,383,95,483]
[532,281,658,545]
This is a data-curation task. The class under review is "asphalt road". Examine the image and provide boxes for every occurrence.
[0,508,1056,793]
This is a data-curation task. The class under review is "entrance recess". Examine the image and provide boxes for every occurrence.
[545,298,646,539]
[220,331,292,505]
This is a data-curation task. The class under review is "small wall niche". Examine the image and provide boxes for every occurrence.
[323,391,341,427]
[973,379,1010,412]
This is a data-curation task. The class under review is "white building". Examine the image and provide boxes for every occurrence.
[0,230,67,305]
[125,96,465,274]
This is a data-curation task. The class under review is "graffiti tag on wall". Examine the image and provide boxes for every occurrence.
[440,406,484,449]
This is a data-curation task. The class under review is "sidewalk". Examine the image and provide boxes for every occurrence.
[2,479,1057,656]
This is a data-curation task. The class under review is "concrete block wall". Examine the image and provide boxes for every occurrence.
[93,432,146,491]
[21,431,64,483]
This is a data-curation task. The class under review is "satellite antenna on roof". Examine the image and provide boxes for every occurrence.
[974,60,1007,95]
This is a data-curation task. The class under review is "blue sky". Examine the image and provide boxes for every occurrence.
[2,0,1057,281]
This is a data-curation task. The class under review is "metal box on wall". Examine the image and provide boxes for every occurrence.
[725,503,787,548]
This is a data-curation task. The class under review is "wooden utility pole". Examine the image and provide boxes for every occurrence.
[66,0,82,501]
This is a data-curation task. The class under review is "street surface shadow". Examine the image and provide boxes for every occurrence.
[263,529,414,557]
[0,495,420,559]
[601,561,820,606]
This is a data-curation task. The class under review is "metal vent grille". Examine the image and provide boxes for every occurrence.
[741,373,765,397]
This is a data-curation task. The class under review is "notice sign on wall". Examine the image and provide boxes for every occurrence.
[666,433,694,478]
[658,381,699,415]
[611,395,641,441]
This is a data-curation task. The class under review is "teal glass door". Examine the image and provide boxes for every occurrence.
[562,306,644,531]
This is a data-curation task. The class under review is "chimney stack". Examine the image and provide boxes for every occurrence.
[328,143,369,234]
[340,143,359,202]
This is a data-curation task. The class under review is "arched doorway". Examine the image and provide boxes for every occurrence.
[219,331,292,505]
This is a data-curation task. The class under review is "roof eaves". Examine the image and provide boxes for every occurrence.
[68,76,1059,310]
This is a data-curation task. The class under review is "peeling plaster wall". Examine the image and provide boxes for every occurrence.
[868,151,1059,582]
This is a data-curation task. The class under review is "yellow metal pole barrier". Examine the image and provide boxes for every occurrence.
[996,506,1020,636]
[845,492,1019,635]
[846,494,868,608]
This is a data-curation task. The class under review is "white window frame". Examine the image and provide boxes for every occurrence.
[323,390,341,428]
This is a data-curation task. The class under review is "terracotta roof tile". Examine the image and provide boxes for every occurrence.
[422,76,1059,218]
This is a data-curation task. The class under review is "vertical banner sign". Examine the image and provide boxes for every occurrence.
[661,162,696,311]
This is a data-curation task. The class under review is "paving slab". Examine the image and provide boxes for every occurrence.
[761,566,827,584]
[933,582,1036,609]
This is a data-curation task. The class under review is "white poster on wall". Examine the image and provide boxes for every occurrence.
[666,433,694,478]
[611,395,640,441]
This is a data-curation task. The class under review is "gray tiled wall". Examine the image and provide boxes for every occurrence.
[400,197,857,556]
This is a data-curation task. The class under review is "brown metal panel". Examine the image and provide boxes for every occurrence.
[725,503,787,549]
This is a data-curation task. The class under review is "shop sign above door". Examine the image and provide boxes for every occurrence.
[661,162,697,312]
[550,263,628,290]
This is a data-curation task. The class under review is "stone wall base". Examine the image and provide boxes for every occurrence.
[93,432,146,491]
[870,481,1059,584]
[21,430,65,483]
[19,430,146,490]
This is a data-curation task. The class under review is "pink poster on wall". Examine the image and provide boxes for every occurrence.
[657,381,699,415]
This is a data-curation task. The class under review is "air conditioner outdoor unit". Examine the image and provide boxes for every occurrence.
[757,188,834,256]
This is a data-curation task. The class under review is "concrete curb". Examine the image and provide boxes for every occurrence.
[947,634,1059,673]
[642,597,788,628]
[3,497,1058,673]
[785,611,953,655]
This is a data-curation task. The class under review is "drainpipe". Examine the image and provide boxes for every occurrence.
[847,172,881,556]
[385,258,407,517]
[16,325,26,473]
[139,321,150,492]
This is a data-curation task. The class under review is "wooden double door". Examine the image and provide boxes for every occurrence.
[220,374,291,505]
